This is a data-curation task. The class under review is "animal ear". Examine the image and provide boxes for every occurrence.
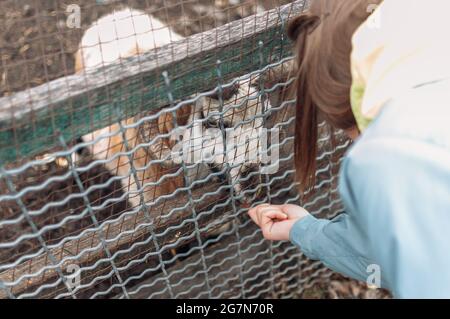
[287,13,321,41]
[74,48,85,73]
[157,104,193,135]
[175,104,193,127]
[158,113,172,135]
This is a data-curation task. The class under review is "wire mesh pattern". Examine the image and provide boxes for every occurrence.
[0,0,351,299]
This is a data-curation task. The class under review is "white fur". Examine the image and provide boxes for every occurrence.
[79,8,183,70]
[172,80,271,195]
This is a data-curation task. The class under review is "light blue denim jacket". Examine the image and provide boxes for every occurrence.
[290,79,450,298]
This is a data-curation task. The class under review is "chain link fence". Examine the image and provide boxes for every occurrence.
[0,0,382,299]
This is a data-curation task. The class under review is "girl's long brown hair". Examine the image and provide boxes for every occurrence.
[288,0,382,192]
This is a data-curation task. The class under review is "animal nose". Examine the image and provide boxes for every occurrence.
[206,118,232,129]
[238,164,262,196]
[210,82,240,101]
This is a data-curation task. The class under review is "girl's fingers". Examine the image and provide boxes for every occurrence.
[248,204,271,226]
[260,206,287,225]
[247,204,307,242]
[248,204,288,226]
[261,210,288,225]
[256,206,277,225]
[259,210,289,241]
[248,207,259,225]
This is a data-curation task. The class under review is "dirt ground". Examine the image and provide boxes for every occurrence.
[0,0,391,299]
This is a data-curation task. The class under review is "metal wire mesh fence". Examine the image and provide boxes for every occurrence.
[0,0,355,299]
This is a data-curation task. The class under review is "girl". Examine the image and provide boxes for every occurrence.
[249,0,450,298]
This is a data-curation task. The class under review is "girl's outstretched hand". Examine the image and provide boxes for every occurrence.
[248,204,310,241]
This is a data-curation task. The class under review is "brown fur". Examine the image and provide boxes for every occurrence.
[75,45,192,207]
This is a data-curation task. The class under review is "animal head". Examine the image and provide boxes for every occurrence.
[199,76,269,129]
[167,75,272,200]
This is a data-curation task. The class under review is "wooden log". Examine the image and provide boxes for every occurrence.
[0,181,228,298]
[114,221,270,299]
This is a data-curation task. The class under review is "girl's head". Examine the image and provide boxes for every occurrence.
[288,0,381,191]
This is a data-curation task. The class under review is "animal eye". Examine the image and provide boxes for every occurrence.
[250,80,259,87]
[205,118,232,129]
[206,118,219,128]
